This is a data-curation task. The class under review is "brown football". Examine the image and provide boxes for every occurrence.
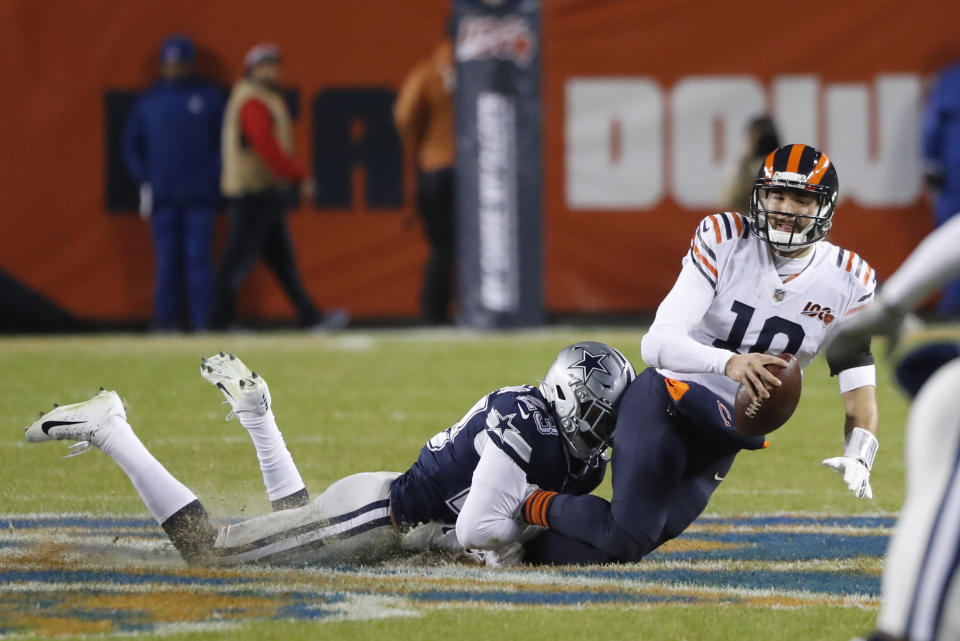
[733,353,802,438]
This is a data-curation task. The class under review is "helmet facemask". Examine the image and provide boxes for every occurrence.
[554,381,618,461]
[749,144,839,253]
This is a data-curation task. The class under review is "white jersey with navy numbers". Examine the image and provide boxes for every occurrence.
[654,212,877,405]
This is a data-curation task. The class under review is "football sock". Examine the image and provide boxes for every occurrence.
[237,410,307,504]
[98,416,197,524]
[160,500,216,564]
[271,487,310,511]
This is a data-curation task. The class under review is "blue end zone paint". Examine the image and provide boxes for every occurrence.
[574,568,880,596]
[0,514,891,636]
[409,590,700,605]
[647,532,890,562]
[694,515,897,529]
[0,569,254,587]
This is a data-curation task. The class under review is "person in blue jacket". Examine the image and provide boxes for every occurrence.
[922,60,960,319]
[123,34,225,331]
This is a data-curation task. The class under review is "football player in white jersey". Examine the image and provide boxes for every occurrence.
[831,214,960,641]
[513,144,882,564]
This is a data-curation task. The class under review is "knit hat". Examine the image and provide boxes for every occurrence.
[244,43,281,69]
[159,34,196,64]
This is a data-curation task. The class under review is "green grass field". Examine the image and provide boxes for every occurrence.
[0,330,915,640]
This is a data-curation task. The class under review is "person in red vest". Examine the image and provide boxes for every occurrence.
[210,43,347,331]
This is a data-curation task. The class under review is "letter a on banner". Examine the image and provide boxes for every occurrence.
[453,0,544,328]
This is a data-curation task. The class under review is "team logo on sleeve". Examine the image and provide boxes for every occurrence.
[486,409,532,463]
[569,348,611,382]
[800,301,836,326]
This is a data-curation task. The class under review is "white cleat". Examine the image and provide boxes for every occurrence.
[24,390,126,452]
[200,352,271,420]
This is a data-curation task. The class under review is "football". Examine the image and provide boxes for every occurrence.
[733,353,802,438]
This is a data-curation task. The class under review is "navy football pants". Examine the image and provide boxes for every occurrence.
[526,369,739,564]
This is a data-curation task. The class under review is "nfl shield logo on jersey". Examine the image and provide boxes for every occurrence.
[773,288,786,302]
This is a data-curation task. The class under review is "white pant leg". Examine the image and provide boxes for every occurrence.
[878,358,960,641]
[213,471,401,565]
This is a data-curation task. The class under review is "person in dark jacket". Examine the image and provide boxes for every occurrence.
[923,61,960,319]
[123,34,225,331]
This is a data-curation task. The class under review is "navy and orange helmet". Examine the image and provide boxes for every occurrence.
[749,144,839,252]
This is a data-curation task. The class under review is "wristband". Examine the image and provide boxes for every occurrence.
[522,489,558,527]
[844,427,878,471]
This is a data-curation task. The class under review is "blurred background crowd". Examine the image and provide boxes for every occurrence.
[1,0,959,333]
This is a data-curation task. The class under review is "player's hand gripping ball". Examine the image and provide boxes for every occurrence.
[734,353,802,437]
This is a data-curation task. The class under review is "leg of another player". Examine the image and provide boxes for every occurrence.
[104,417,215,563]
[213,471,400,565]
[183,206,216,332]
[876,358,960,641]
[25,391,216,564]
[149,206,183,331]
[528,371,689,563]
[237,390,308,512]
[200,352,308,511]
[259,196,319,327]
[208,197,270,330]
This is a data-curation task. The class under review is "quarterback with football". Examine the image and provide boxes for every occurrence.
[24,342,635,566]
[518,144,882,564]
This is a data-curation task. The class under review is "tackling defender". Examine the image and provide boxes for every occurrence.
[517,144,882,564]
[830,215,960,641]
[24,342,634,566]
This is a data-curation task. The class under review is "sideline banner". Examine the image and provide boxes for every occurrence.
[453,0,543,328]
[2,1,960,323]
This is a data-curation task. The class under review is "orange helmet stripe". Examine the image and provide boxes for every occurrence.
[807,153,831,186]
[763,150,776,178]
[786,144,806,173]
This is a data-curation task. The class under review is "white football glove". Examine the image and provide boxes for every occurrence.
[822,427,878,500]
[822,456,873,499]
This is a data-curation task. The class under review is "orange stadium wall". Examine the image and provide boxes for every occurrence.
[1,0,958,324]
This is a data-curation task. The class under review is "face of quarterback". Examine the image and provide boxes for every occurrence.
[759,187,819,256]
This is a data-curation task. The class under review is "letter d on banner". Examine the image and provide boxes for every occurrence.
[453,0,543,328]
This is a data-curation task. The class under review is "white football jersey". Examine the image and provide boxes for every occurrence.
[657,212,877,403]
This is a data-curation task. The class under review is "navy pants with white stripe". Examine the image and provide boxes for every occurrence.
[879,358,960,641]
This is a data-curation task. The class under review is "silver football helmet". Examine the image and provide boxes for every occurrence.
[539,342,636,461]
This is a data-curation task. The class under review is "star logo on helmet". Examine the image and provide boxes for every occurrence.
[569,348,611,382]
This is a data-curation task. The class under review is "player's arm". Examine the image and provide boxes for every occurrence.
[641,230,784,401]
[821,383,879,500]
[455,444,541,550]
[828,215,960,361]
[823,312,880,499]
